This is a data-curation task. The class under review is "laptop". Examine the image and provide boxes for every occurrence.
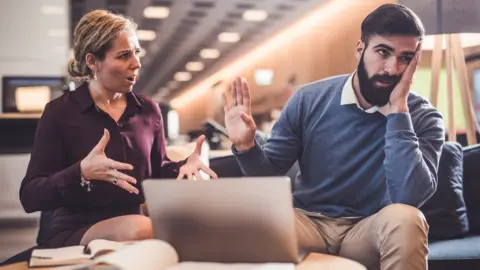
[142,177,301,263]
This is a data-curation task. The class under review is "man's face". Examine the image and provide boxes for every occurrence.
[356,35,419,106]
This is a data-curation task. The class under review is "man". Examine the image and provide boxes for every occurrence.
[222,3,444,270]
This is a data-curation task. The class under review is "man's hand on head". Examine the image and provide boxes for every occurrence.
[387,43,422,114]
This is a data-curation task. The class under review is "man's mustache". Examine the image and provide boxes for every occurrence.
[370,74,401,84]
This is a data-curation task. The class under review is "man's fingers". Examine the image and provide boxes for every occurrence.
[201,164,218,179]
[187,173,193,181]
[241,78,251,111]
[236,77,244,106]
[403,47,422,82]
[231,80,237,106]
[108,169,137,184]
[94,129,110,153]
[222,92,229,113]
[108,159,134,171]
[240,113,255,129]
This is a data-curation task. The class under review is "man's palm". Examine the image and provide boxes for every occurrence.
[223,77,256,150]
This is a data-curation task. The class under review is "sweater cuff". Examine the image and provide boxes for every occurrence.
[386,112,414,133]
[55,161,82,189]
[231,139,264,171]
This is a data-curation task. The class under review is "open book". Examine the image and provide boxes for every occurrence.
[31,239,295,270]
[29,239,131,267]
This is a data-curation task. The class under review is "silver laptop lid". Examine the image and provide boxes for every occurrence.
[142,177,298,263]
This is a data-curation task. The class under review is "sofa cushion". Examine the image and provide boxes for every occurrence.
[421,142,469,239]
[462,144,480,234]
[429,235,480,260]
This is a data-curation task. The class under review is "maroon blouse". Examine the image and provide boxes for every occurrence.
[20,82,183,214]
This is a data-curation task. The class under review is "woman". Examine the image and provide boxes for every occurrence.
[19,10,217,248]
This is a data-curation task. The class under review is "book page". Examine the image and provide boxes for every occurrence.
[87,239,132,257]
[168,262,295,270]
[30,246,91,267]
[95,239,179,270]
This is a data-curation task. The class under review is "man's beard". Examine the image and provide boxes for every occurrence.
[357,52,401,107]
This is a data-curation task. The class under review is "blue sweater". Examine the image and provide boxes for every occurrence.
[233,75,445,217]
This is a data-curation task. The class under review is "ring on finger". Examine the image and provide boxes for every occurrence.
[112,178,118,185]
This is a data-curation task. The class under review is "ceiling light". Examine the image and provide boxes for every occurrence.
[243,10,268,22]
[185,61,205,72]
[171,0,353,108]
[218,32,241,43]
[200,49,220,59]
[41,5,65,15]
[143,6,170,19]
[136,30,156,41]
[139,48,147,58]
[174,72,192,82]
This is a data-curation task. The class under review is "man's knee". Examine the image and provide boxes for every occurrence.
[377,204,428,238]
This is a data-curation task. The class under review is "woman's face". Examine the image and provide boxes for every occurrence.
[95,30,142,93]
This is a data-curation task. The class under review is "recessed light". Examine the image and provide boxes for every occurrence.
[138,48,146,58]
[243,10,268,21]
[200,49,220,59]
[218,32,241,43]
[174,72,192,82]
[143,6,170,19]
[185,62,205,72]
[137,30,156,41]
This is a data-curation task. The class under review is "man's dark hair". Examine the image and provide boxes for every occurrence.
[361,4,425,45]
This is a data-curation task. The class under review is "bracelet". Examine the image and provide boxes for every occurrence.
[80,174,93,192]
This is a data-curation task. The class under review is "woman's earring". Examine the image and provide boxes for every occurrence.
[93,71,98,80]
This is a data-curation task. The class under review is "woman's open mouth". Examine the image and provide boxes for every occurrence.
[126,75,136,85]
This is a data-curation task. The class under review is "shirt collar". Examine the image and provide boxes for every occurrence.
[75,82,142,113]
[340,71,389,116]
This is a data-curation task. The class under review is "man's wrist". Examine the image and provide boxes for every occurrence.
[234,141,255,152]
[388,103,408,114]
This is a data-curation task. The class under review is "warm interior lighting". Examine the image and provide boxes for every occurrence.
[254,69,274,86]
[167,80,180,89]
[15,86,51,112]
[171,0,351,108]
[137,30,156,41]
[186,61,205,72]
[422,33,480,50]
[143,6,170,19]
[174,72,192,82]
[167,110,180,139]
[243,10,268,22]
[218,32,241,43]
[139,48,146,58]
[200,49,220,59]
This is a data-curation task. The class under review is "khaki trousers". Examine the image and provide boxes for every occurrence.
[295,204,429,270]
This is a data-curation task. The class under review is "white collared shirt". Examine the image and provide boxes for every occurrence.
[340,72,390,116]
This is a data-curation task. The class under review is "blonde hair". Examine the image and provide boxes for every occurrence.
[67,10,137,80]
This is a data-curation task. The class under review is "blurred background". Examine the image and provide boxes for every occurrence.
[1,0,480,262]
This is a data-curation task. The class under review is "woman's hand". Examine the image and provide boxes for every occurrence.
[80,129,139,194]
[176,135,218,180]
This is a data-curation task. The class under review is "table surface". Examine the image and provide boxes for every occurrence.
[1,253,366,270]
